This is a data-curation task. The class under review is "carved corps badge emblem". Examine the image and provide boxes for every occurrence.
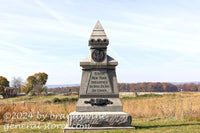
[92,49,105,62]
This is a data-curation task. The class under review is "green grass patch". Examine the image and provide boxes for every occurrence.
[0,119,200,133]
[135,94,163,99]
[52,97,78,104]
[0,94,78,104]
[120,96,134,100]
[120,94,164,100]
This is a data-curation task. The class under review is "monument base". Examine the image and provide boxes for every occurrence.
[64,111,134,132]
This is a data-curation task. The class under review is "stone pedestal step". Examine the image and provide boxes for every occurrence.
[66,111,133,129]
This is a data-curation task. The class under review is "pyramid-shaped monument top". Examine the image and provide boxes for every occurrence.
[89,20,109,46]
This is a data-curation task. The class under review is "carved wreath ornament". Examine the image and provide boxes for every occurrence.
[84,98,113,106]
[92,49,105,62]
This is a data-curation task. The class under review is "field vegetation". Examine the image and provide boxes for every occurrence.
[1,92,200,132]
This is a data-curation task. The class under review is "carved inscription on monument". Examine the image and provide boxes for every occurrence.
[87,70,112,94]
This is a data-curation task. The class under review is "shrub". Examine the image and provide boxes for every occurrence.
[53,97,61,103]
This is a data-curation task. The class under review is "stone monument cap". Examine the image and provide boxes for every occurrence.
[89,20,109,46]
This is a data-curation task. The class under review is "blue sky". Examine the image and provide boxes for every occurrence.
[1,0,200,85]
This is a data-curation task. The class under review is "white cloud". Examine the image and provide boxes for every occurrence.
[103,11,200,55]
[34,0,90,38]
[0,40,40,55]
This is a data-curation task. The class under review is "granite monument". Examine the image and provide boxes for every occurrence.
[64,20,134,132]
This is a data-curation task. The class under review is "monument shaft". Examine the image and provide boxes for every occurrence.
[76,20,122,112]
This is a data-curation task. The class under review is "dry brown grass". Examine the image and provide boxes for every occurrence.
[0,102,76,124]
[1,92,200,124]
[123,92,200,120]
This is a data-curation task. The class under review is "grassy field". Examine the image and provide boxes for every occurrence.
[1,92,200,133]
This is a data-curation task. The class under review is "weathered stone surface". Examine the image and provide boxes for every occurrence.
[67,112,132,127]
[80,55,118,68]
[87,70,112,94]
[78,69,119,97]
[89,20,109,47]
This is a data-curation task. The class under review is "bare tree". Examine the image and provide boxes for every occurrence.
[11,77,23,94]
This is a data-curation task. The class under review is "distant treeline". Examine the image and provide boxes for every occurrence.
[176,83,200,92]
[118,82,200,92]
[118,83,178,92]
[48,86,79,94]
[48,83,200,94]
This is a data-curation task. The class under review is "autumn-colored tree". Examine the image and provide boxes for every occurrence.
[0,76,9,87]
[118,83,125,92]
[197,84,200,91]
[182,83,189,91]
[21,72,48,95]
[33,73,48,85]
[0,76,9,98]
[188,83,197,91]
[130,83,136,92]
[147,83,154,92]
[163,83,167,92]
[21,84,26,93]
